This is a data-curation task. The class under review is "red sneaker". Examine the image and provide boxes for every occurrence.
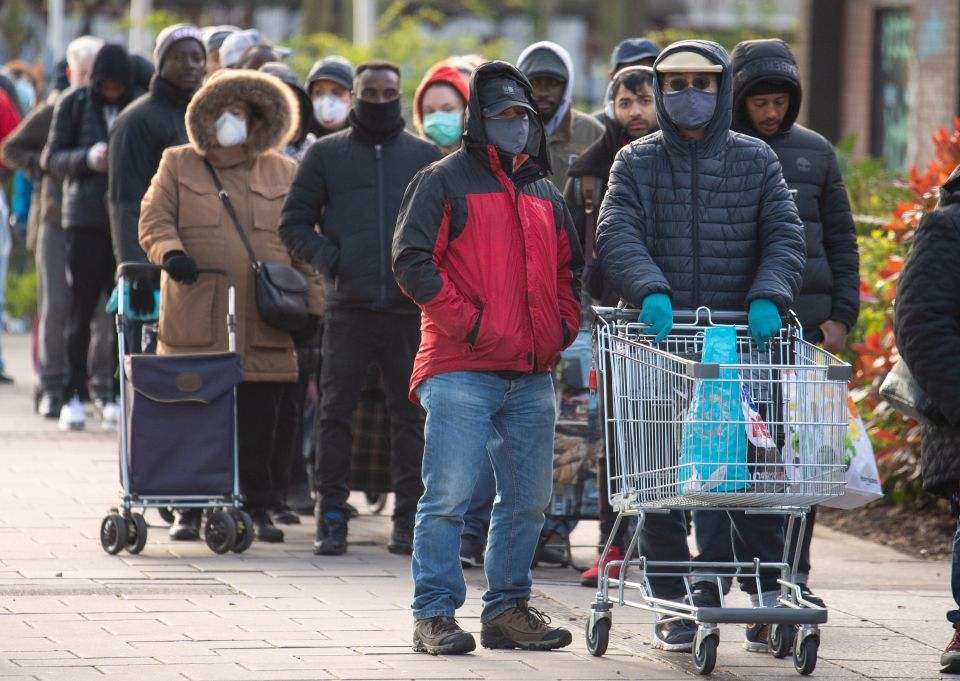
[579,545,625,587]
[942,624,960,673]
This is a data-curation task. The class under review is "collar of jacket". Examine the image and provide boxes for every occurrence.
[481,143,546,190]
[204,144,253,170]
[347,109,406,145]
[940,166,960,207]
[150,75,196,108]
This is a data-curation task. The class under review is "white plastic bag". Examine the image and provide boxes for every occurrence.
[821,398,883,509]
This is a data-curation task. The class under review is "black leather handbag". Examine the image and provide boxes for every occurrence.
[879,358,945,426]
[204,160,308,332]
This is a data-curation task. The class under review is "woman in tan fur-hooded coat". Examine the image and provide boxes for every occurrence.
[139,69,323,541]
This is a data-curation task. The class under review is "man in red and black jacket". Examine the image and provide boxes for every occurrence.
[393,60,581,656]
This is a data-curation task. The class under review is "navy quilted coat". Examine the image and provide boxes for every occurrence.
[596,40,805,314]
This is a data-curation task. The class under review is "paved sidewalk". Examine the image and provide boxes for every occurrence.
[0,331,952,680]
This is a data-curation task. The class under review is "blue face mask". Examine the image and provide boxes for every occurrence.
[663,88,717,131]
[15,79,36,110]
[483,115,530,155]
[422,110,463,147]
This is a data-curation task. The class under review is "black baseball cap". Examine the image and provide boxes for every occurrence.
[479,77,536,117]
[517,48,567,82]
[610,37,660,71]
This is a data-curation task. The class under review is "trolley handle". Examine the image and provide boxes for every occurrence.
[592,305,802,330]
[116,261,236,288]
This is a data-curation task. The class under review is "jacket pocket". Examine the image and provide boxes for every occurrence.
[177,182,220,228]
[159,276,217,347]
[250,183,292,265]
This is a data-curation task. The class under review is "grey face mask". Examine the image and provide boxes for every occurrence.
[663,88,717,130]
[483,115,530,155]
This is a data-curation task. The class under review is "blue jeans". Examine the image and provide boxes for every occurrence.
[462,450,496,543]
[949,495,960,624]
[412,371,555,623]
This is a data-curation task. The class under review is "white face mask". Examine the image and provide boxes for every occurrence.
[313,94,350,129]
[215,112,248,147]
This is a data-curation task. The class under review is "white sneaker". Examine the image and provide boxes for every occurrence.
[58,396,86,431]
[100,398,121,431]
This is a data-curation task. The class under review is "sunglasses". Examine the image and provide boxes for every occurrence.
[665,75,716,92]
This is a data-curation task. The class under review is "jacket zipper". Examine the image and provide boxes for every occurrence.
[513,184,538,372]
[375,144,386,308]
[691,143,700,307]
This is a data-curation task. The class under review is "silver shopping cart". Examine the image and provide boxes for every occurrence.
[586,307,851,675]
[99,262,253,556]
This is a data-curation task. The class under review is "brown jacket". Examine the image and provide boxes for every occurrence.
[139,70,323,382]
[546,108,604,192]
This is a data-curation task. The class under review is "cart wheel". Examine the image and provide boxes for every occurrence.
[204,511,237,554]
[769,622,795,659]
[125,513,148,554]
[793,635,818,676]
[365,492,387,515]
[586,617,610,657]
[693,634,718,676]
[100,514,126,555]
[158,507,175,524]
[230,510,254,553]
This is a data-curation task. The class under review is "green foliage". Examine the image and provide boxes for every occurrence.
[5,264,37,321]
[0,0,32,58]
[836,135,910,224]
[113,9,188,37]
[287,8,505,112]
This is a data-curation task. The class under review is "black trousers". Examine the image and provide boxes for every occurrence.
[317,309,424,520]
[237,380,294,510]
[65,229,116,399]
[271,340,320,509]
[640,508,785,598]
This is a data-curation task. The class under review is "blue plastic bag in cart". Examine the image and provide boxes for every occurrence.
[678,325,751,494]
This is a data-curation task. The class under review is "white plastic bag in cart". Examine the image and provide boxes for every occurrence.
[821,398,883,509]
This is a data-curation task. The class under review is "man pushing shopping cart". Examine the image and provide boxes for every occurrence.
[590,39,849,675]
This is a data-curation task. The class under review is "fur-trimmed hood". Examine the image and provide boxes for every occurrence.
[186,69,298,155]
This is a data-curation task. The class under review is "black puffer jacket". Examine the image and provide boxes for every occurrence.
[46,46,140,231]
[596,40,805,314]
[107,76,195,264]
[731,39,859,332]
[893,167,960,498]
[278,109,442,312]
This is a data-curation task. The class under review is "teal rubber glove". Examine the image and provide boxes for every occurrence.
[748,298,782,350]
[640,293,673,343]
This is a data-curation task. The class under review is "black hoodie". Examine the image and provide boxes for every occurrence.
[731,39,859,332]
[46,43,141,231]
[392,60,583,394]
[894,165,960,496]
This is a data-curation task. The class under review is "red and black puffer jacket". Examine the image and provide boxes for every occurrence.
[393,60,583,401]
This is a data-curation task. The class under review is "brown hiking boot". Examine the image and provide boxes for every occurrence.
[480,600,573,650]
[413,616,476,655]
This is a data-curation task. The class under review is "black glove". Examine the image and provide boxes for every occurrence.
[163,251,199,284]
[128,273,158,315]
[290,314,320,347]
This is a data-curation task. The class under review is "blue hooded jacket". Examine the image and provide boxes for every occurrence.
[596,39,805,314]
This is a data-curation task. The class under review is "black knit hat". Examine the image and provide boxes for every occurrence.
[153,24,205,72]
[91,43,132,88]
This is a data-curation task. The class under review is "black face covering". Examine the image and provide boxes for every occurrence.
[351,98,404,142]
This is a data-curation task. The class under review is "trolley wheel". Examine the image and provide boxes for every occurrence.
[230,510,254,553]
[769,622,795,659]
[586,617,610,657]
[365,492,387,515]
[204,511,237,554]
[693,634,718,676]
[793,635,818,675]
[100,514,127,555]
[125,513,148,554]
[158,507,175,524]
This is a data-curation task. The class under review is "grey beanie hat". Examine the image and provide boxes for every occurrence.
[154,24,205,71]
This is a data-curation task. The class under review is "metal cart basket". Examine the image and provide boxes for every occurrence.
[586,307,851,675]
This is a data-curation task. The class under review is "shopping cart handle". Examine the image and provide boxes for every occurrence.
[116,261,235,288]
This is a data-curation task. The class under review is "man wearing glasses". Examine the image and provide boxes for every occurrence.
[596,41,805,652]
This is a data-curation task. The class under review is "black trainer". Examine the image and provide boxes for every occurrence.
[689,581,722,608]
[798,583,826,608]
[413,616,476,655]
[460,534,484,568]
[388,513,415,555]
[653,617,697,652]
[480,600,572,650]
[169,509,201,541]
[314,510,348,555]
[249,508,284,543]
